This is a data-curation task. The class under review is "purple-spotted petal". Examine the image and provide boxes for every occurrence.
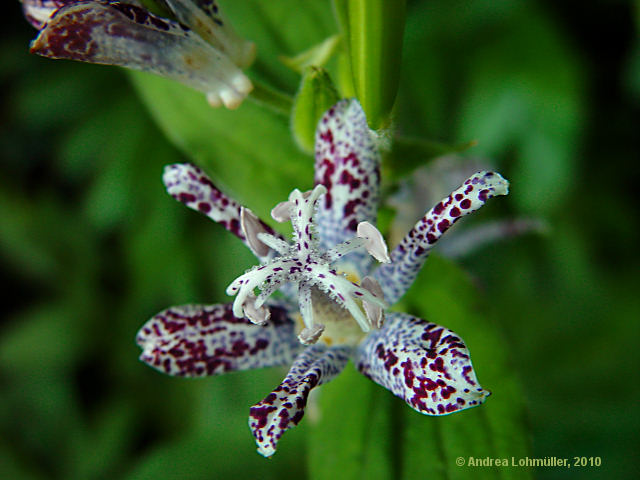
[314,99,381,273]
[374,171,509,305]
[249,345,351,457]
[163,163,284,261]
[355,312,489,415]
[29,2,252,108]
[136,303,303,377]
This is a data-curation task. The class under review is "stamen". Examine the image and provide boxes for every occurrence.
[241,292,270,325]
[240,207,270,257]
[361,276,385,329]
[298,324,325,345]
[297,282,317,333]
[357,222,391,263]
[271,201,292,222]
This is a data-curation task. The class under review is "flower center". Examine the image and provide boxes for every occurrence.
[226,185,390,345]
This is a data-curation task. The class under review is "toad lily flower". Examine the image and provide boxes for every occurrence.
[136,99,510,457]
[21,0,255,108]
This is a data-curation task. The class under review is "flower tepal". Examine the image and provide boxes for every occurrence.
[22,0,255,108]
[226,183,390,344]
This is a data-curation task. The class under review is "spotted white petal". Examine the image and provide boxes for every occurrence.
[314,99,381,274]
[355,312,490,415]
[249,345,350,457]
[163,164,285,261]
[137,303,302,377]
[374,171,509,304]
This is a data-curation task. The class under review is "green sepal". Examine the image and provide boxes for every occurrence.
[281,35,341,73]
[291,67,340,154]
[347,0,406,130]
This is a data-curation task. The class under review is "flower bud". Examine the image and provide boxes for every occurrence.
[346,0,406,129]
[291,67,340,153]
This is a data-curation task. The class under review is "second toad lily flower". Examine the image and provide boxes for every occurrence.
[136,99,510,457]
[21,0,255,108]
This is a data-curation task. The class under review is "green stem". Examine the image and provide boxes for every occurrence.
[248,80,294,117]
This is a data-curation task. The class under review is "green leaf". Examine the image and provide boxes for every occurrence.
[308,363,394,480]
[291,67,340,153]
[308,256,531,480]
[129,72,313,220]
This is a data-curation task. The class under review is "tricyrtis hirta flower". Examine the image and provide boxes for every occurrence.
[21,0,255,108]
[136,99,510,456]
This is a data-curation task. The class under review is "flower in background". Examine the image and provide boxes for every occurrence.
[136,99,509,456]
[21,0,255,108]
[388,155,546,258]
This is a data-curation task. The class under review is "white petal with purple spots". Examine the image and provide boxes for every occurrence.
[374,171,509,304]
[137,303,303,377]
[163,163,284,261]
[249,345,351,457]
[355,312,490,415]
[314,99,381,275]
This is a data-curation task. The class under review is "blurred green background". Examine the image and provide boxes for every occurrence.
[1,1,638,479]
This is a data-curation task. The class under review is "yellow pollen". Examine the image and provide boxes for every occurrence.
[342,271,360,284]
